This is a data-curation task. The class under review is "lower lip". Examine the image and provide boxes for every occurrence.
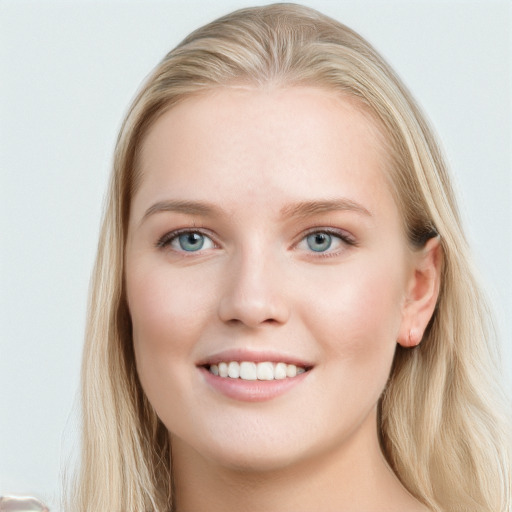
[199,367,310,402]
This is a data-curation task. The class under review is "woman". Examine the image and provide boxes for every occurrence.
[69,4,511,511]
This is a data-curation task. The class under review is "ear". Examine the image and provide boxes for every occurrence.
[398,236,443,348]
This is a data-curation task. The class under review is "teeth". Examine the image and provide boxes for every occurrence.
[228,361,240,379]
[218,362,228,377]
[208,361,307,380]
[257,361,274,380]
[239,362,257,380]
[274,362,287,380]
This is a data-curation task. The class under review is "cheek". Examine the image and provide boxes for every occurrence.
[125,262,218,403]
[302,255,405,363]
[127,262,215,345]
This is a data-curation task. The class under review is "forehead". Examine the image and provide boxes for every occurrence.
[133,86,395,221]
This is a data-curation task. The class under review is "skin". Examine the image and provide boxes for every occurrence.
[125,86,440,512]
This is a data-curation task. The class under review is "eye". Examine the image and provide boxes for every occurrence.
[157,230,215,252]
[306,232,333,252]
[296,229,354,254]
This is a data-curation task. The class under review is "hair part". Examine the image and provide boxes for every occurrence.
[68,4,511,511]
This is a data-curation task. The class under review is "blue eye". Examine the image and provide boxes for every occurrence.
[306,232,333,252]
[157,231,215,252]
[296,229,354,255]
[176,232,205,251]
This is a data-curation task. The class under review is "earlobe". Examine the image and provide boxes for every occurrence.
[398,236,443,348]
[405,327,421,348]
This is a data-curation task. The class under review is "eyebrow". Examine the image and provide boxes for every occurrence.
[140,197,372,225]
[141,200,222,225]
[280,199,372,219]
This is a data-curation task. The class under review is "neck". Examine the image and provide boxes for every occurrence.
[171,408,426,512]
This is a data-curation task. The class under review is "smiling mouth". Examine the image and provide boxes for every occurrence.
[206,361,309,381]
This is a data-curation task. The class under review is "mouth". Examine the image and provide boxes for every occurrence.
[197,351,313,402]
[204,361,308,380]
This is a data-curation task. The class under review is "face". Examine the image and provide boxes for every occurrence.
[125,86,417,471]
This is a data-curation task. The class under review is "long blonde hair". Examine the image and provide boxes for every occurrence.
[69,4,511,511]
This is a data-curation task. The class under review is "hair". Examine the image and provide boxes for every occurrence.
[68,3,511,511]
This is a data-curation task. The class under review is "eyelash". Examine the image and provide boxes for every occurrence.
[300,227,356,250]
[155,227,216,250]
[155,227,357,255]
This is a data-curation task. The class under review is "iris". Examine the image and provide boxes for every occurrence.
[306,232,332,252]
[178,232,205,251]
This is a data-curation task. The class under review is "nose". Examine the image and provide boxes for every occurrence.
[217,249,290,328]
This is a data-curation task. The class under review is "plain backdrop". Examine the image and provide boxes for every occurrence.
[1,0,511,509]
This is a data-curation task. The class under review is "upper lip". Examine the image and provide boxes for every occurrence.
[196,348,314,368]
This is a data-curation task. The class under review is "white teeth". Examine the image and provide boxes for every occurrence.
[257,361,274,380]
[286,364,297,378]
[239,362,257,380]
[228,361,240,379]
[218,362,229,377]
[208,361,307,380]
[274,362,287,380]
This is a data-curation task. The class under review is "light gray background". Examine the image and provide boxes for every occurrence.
[1,0,510,509]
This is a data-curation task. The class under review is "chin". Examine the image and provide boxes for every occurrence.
[173,418,339,475]
[202,442,304,473]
